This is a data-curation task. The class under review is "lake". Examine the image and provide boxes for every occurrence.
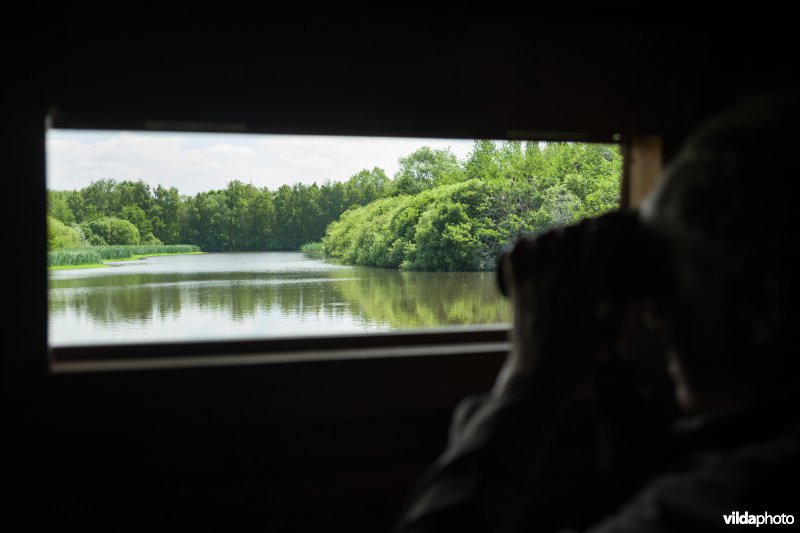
[48,252,511,346]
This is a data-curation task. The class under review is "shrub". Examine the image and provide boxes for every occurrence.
[48,216,81,251]
[141,232,163,245]
[85,217,141,245]
[300,242,325,253]
[88,234,107,246]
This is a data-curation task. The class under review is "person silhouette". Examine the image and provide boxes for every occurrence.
[394,94,800,532]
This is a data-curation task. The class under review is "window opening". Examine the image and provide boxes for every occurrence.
[47,129,621,347]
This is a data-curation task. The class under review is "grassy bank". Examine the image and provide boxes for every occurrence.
[50,262,110,270]
[49,244,202,269]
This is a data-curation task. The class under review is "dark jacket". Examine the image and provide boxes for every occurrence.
[394,384,800,532]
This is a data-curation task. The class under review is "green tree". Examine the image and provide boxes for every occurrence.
[121,204,153,240]
[272,184,298,249]
[464,140,501,182]
[48,191,76,225]
[579,175,620,218]
[80,179,119,221]
[117,180,154,215]
[151,185,184,244]
[249,188,275,249]
[66,191,88,223]
[225,180,261,250]
[47,216,81,250]
[410,199,480,271]
[318,180,348,227]
[495,141,526,181]
[522,141,547,181]
[186,191,230,251]
[392,147,462,195]
[46,140,621,268]
[345,167,390,205]
[323,141,621,271]
[295,183,324,246]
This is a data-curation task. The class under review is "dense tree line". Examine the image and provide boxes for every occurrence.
[47,167,390,251]
[48,141,621,270]
[323,141,620,270]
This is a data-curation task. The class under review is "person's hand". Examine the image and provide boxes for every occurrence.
[493,213,640,399]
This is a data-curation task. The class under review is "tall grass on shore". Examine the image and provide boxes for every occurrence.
[300,241,325,254]
[90,244,201,261]
[49,248,104,266]
[49,245,201,267]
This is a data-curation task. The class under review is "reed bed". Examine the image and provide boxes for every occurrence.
[48,249,104,266]
[49,244,201,267]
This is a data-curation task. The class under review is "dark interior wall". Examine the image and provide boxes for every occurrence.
[13,12,795,137]
[4,11,799,532]
[9,351,507,532]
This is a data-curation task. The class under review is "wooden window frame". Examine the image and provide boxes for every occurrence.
[43,116,662,375]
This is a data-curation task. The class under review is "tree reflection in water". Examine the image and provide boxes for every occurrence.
[48,252,510,345]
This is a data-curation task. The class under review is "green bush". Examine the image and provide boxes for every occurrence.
[322,152,620,272]
[48,216,81,251]
[85,217,141,245]
[324,181,494,271]
[141,232,163,245]
[410,199,481,271]
[88,234,107,246]
[300,242,325,253]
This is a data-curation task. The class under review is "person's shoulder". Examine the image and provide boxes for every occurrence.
[586,425,800,533]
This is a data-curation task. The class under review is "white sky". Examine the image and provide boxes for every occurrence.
[46,130,478,196]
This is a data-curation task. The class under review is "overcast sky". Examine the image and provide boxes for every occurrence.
[46,130,478,196]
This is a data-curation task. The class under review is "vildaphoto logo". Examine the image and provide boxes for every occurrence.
[723,511,795,527]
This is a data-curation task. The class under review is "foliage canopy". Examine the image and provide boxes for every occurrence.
[47,141,620,270]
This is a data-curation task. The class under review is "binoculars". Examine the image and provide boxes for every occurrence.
[496,211,671,307]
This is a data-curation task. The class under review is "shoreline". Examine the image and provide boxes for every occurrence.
[48,251,205,271]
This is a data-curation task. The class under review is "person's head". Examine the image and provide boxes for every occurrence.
[640,94,800,412]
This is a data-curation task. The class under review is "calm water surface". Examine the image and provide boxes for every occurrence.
[48,252,510,346]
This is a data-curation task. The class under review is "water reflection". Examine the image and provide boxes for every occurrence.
[48,252,510,345]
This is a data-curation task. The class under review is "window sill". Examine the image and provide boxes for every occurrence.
[49,324,511,373]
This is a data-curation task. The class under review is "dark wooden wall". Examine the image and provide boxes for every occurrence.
[4,10,798,532]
